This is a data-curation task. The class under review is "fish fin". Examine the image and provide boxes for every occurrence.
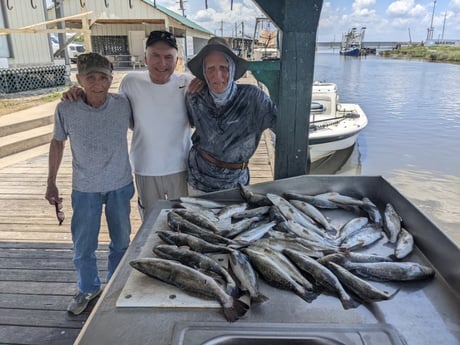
[227,241,250,250]
[340,296,361,310]
[340,240,364,251]
[383,240,394,248]
[226,284,242,298]
[219,229,231,237]
[388,253,398,261]
[337,247,350,253]
[222,298,249,322]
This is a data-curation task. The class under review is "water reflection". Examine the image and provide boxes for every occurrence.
[309,143,362,175]
[311,51,460,246]
[387,171,460,245]
[309,145,459,245]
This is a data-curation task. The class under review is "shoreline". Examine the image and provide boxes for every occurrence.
[378,45,460,64]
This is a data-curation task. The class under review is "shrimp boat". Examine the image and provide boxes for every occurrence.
[308,82,368,162]
[340,27,366,56]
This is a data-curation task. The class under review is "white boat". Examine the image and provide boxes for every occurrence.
[308,82,368,162]
[310,142,362,175]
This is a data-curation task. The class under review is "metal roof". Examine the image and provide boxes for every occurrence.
[142,0,214,35]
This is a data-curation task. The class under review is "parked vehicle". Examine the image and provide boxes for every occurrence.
[50,35,85,63]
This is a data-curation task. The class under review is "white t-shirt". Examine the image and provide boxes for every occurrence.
[120,71,193,176]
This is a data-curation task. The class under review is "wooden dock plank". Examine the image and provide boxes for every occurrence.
[0,280,76,295]
[0,241,107,344]
[0,79,274,344]
[0,325,81,345]
[0,294,74,310]
[0,309,87,328]
[0,270,78,282]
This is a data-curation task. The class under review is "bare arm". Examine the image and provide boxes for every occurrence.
[45,139,65,205]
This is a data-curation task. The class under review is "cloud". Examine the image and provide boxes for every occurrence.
[167,0,262,37]
[409,4,426,16]
[449,0,460,12]
[352,0,376,12]
[158,0,460,42]
[386,0,416,17]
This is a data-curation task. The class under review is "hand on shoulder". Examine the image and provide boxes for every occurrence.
[61,86,84,102]
[187,77,206,94]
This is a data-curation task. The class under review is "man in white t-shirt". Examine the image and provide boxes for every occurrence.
[63,31,202,219]
[120,31,194,218]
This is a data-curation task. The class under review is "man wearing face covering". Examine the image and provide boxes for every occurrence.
[186,37,277,193]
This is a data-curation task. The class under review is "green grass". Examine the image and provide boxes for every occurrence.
[379,45,460,63]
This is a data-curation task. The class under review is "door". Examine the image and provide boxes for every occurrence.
[128,31,146,61]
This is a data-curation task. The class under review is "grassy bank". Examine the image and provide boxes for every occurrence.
[379,45,460,63]
[0,91,62,116]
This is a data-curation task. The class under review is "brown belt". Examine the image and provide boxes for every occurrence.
[194,146,249,170]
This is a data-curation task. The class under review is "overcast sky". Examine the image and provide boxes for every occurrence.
[159,0,460,43]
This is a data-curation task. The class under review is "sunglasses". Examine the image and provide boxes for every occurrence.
[54,201,65,226]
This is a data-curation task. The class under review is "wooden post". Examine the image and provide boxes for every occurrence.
[82,14,92,53]
[251,0,323,179]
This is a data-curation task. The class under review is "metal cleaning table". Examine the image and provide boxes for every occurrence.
[74,176,460,345]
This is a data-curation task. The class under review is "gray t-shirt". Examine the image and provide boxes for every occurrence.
[185,83,277,192]
[53,94,132,193]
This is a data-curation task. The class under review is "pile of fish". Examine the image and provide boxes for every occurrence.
[130,184,435,322]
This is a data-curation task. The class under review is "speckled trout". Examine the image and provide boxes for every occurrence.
[129,258,249,322]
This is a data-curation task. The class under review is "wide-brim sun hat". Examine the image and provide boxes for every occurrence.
[188,37,248,81]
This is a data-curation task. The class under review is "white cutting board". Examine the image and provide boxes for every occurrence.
[116,209,221,308]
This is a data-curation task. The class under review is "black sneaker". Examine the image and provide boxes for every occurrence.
[67,288,102,315]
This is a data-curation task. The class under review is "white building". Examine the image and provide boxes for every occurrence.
[0,0,213,92]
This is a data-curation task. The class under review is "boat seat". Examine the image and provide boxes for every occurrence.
[311,101,324,113]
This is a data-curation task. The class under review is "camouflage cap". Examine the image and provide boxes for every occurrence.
[77,53,112,76]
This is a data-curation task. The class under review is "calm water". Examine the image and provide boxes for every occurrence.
[310,50,460,245]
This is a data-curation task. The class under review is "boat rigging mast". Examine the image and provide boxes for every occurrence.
[426,0,437,42]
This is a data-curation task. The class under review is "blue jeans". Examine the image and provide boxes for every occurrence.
[71,182,134,294]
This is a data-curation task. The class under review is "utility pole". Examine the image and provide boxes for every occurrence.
[178,0,186,17]
[220,20,223,37]
[54,0,71,84]
[43,0,54,59]
[441,11,446,43]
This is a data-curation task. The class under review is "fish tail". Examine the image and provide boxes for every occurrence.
[222,298,249,323]
[297,289,319,303]
[386,288,400,300]
[251,293,270,304]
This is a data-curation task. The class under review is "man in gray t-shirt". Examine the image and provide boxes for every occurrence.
[45,53,134,316]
